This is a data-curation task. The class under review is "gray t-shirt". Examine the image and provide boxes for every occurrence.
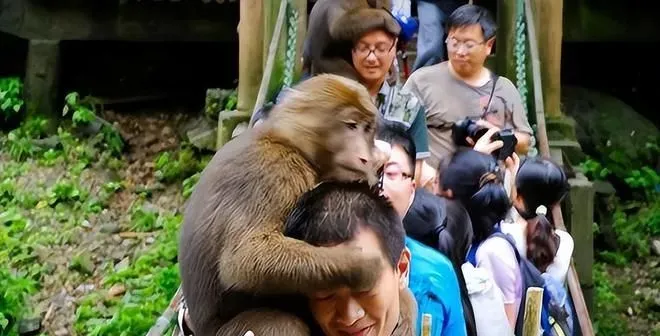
[404,62,533,168]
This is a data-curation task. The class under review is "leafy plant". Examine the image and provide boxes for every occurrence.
[0,77,24,122]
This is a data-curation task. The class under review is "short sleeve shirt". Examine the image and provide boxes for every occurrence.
[404,62,533,168]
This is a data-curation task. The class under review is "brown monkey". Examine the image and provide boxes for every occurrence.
[303,0,398,81]
[179,74,387,336]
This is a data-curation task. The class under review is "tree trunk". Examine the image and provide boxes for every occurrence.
[531,0,563,118]
[495,0,517,80]
[237,0,264,114]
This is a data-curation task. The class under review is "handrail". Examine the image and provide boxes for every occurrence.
[522,1,595,335]
[248,0,288,128]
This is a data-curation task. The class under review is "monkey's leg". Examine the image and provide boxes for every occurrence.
[220,232,383,295]
[215,309,310,336]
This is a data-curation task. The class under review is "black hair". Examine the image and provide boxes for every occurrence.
[283,180,406,268]
[446,4,497,40]
[377,119,416,178]
[515,157,570,272]
[440,149,510,244]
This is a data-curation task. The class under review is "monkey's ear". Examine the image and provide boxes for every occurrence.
[330,8,402,42]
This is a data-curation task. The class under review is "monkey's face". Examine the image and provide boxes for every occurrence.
[321,111,384,185]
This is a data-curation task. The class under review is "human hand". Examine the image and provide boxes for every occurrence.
[504,152,521,198]
[471,127,503,155]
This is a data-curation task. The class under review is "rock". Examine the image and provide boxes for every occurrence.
[51,289,75,309]
[187,125,217,151]
[145,236,155,244]
[54,328,69,336]
[100,223,120,234]
[80,220,92,229]
[18,317,41,335]
[651,239,660,256]
[114,257,130,272]
[73,284,95,295]
[30,135,60,150]
[107,284,126,297]
[562,86,659,175]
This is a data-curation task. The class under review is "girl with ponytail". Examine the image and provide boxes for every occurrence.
[507,157,573,283]
[440,148,522,329]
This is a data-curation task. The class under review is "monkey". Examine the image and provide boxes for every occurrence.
[179,74,389,336]
[303,0,398,81]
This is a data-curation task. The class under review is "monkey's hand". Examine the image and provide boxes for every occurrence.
[219,232,384,295]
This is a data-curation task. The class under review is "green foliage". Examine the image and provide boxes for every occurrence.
[0,77,24,122]
[62,92,124,157]
[204,88,238,120]
[73,211,182,336]
[0,82,213,334]
[584,136,660,334]
[154,146,210,184]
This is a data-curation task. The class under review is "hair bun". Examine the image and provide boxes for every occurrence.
[536,205,547,216]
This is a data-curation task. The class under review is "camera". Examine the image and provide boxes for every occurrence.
[451,118,518,161]
[451,118,489,147]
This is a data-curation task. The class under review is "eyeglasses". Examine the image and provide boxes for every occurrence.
[445,37,485,53]
[384,163,413,181]
[353,41,396,59]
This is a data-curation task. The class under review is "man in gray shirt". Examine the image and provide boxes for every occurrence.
[404,4,533,169]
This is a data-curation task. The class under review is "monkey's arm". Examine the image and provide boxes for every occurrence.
[220,231,382,295]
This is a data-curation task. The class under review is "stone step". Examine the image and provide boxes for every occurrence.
[548,139,582,149]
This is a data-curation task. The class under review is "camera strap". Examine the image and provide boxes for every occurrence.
[429,73,500,131]
[481,74,499,118]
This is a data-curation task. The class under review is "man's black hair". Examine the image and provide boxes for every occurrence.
[283,180,405,268]
[446,4,497,40]
[377,119,416,178]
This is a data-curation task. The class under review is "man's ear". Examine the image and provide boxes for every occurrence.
[485,37,496,55]
[398,247,411,289]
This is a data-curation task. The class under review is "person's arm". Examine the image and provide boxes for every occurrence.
[408,105,431,185]
[506,81,534,155]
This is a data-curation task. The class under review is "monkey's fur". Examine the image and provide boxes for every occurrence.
[303,0,399,81]
[179,74,389,336]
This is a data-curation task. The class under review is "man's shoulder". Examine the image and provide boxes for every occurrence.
[406,237,454,273]
[407,62,449,84]
[494,75,520,93]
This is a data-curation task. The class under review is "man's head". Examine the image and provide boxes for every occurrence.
[284,181,409,336]
[377,119,416,218]
[445,4,497,78]
[332,8,401,86]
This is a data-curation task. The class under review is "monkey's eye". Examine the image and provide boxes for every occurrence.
[344,121,358,130]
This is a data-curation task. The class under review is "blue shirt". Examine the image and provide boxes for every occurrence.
[406,237,467,336]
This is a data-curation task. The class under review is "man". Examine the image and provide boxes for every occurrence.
[413,0,465,71]
[256,7,432,184]
[340,8,431,184]
[283,181,467,336]
[377,120,477,336]
[404,4,533,170]
[377,120,473,268]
